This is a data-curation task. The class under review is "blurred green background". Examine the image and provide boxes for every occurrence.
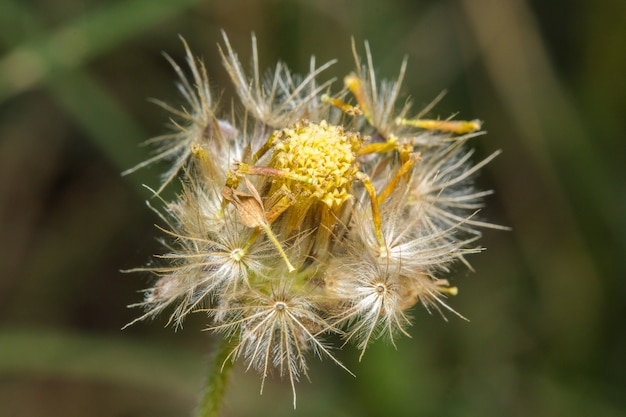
[1,0,624,416]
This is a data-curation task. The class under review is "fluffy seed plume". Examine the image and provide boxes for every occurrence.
[125,31,502,406]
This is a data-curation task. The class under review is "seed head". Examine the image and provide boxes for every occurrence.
[125,31,503,406]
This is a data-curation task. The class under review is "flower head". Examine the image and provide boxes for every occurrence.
[126,31,502,406]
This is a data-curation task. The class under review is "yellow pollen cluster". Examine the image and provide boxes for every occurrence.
[270,120,361,208]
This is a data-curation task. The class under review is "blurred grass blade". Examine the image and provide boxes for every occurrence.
[47,69,149,186]
[0,327,204,397]
[0,0,202,101]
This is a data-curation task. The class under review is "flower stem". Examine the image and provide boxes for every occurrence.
[195,337,234,417]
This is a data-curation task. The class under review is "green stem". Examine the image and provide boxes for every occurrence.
[195,337,234,417]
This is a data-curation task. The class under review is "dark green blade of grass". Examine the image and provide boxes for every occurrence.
[0,327,205,397]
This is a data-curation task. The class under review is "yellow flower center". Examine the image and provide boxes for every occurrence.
[270,120,361,208]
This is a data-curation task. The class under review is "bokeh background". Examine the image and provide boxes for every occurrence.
[1,0,624,416]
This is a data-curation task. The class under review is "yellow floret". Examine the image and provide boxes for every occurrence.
[270,120,361,209]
